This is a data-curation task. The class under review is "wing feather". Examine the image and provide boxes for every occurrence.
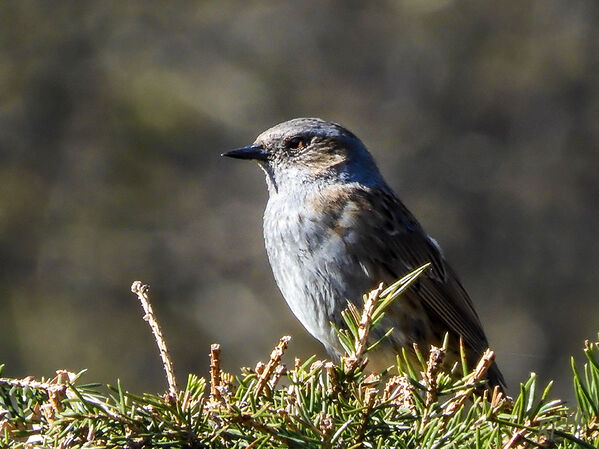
[337,185,496,364]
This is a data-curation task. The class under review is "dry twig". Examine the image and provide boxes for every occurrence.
[255,336,291,396]
[344,283,384,372]
[424,345,445,405]
[131,281,178,399]
[209,343,222,404]
[0,370,72,420]
[444,349,495,416]
[420,345,446,430]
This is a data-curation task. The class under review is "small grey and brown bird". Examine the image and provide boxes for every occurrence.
[223,117,504,389]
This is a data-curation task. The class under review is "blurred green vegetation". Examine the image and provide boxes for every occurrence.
[0,0,598,400]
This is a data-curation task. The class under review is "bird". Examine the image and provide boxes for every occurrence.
[222,117,504,389]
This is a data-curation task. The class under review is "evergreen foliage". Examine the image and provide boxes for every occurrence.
[1,267,598,448]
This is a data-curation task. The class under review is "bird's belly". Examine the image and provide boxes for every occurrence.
[263,209,359,352]
[267,248,337,347]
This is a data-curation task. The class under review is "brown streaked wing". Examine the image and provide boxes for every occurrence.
[338,185,490,359]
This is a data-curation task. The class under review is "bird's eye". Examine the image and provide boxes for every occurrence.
[286,137,305,150]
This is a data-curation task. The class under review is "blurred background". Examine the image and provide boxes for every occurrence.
[1,1,598,400]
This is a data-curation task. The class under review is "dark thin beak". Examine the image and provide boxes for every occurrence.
[221,144,268,161]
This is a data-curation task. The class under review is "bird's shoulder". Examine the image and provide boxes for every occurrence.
[307,182,447,279]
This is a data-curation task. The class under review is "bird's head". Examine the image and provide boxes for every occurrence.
[222,118,382,194]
